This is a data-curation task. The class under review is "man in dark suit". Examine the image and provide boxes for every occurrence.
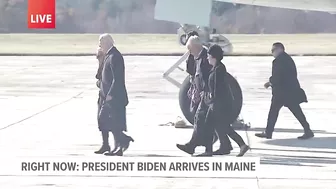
[94,34,134,156]
[255,42,314,140]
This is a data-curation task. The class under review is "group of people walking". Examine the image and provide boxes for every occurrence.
[93,33,314,157]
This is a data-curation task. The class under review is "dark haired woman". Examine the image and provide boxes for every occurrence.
[204,44,250,157]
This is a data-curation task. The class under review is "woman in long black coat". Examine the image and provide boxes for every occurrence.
[203,44,250,157]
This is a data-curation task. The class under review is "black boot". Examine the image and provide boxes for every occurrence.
[195,145,213,157]
[110,140,120,154]
[213,147,231,155]
[298,130,314,140]
[176,143,196,155]
[120,134,135,152]
[94,131,110,154]
[105,146,123,156]
[94,145,110,154]
[237,145,250,157]
[213,141,233,155]
[104,133,122,156]
[255,132,272,139]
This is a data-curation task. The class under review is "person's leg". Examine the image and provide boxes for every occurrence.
[194,107,214,157]
[94,131,111,154]
[95,97,111,154]
[213,125,232,155]
[212,132,219,144]
[256,98,283,138]
[287,104,314,139]
[177,99,207,155]
[104,106,134,156]
[225,126,250,157]
[227,126,245,147]
[105,131,123,156]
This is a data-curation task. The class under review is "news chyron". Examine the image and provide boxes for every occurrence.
[1,157,261,178]
[27,0,56,29]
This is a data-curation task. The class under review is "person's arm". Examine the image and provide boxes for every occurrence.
[269,59,283,87]
[201,60,212,83]
[195,59,212,91]
[213,66,227,105]
[106,55,124,99]
[186,54,196,76]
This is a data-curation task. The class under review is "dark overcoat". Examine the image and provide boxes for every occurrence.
[186,48,213,112]
[189,48,215,147]
[204,62,235,126]
[98,46,129,132]
[270,52,308,107]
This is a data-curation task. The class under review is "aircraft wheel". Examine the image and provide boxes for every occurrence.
[179,34,188,46]
[179,73,243,126]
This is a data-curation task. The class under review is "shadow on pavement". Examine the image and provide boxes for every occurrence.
[248,127,336,134]
[175,126,336,135]
[253,147,336,155]
[264,137,336,149]
[261,154,336,167]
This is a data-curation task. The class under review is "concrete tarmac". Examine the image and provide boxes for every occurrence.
[0,56,336,188]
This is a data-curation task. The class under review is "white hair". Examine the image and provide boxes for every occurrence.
[186,36,202,48]
[99,33,114,46]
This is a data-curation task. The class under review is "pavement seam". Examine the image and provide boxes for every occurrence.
[240,113,260,188]
[0,91,84,131]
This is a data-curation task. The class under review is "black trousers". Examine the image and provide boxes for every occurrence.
[266,97,311,135]
[189,98,212,147]
[189,97,243,150]
[191,100,219,144]
[207,108,245,149]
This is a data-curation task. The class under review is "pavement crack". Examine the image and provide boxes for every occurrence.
[0,91,84,131]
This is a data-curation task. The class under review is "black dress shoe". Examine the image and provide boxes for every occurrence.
[213,148,231,155]
[110,144,120,154]
[104,148,123,156]
[237,145,250,157]
[255,132,272,139]
[298,131,314,140]
[94,145,110,154]
[194,152,213,157]
[120,136,134,152]
[176,144,195,155]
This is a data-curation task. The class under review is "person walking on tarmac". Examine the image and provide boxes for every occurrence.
[185,31,221,148]
[94,33,134,156]
[204,44,250,157]
[176,36,233,156]
[255,42,314,139]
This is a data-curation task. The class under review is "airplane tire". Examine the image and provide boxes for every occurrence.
[179,73,243,125]
[179,34,188,46]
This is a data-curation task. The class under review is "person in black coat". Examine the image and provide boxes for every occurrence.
[94,34,134,156]
[204,44,250,157]
[176,37,233,156]
[185,31,221,150]
[255,42,314,139]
